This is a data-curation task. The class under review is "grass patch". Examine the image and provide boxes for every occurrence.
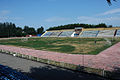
[0,37,119,55]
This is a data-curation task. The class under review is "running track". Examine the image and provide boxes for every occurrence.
[0,42,120,71]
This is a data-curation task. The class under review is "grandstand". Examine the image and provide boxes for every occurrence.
[59,30,74,37]
[42,31,53,37]
[79,30,99,37]
[49,31,62,37]
[97,30,115,37]
[42,27,120,38]
[116,29,120,37]
[42,29,74,37]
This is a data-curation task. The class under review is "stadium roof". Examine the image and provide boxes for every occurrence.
[75,27,83,29]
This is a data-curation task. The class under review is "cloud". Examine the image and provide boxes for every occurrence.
[77,8,120,26]
[77,16,120,25]
[98,8,120,16]
[45,17,70,22]
[0,10,10,15]
[0,16,24,22]
[0,10,24,22]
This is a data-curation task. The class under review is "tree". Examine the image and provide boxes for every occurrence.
[23,26,30,35]
[23,26,36,35]
[107,0,117,5]
[46,23,109,31]
[108,25,113,28]
[0,22,25,37]
[95,23,107,28]
[37,26,44,34]
[16,27,23,37]
[28,27,36,35]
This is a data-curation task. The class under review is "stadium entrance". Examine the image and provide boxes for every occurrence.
[73,27,83,37]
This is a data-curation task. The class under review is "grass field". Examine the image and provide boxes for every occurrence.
[0,37,119,55]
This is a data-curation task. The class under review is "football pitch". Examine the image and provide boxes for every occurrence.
[0,37,119,55]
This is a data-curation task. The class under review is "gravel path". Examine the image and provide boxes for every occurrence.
[0,53,107,80]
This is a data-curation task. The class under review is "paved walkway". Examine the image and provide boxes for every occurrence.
[0,42,120,71]
[0,53,107,80]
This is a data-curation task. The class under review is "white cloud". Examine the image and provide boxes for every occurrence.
[77,16,120,25]
[0,16,24,22]
[0,10,24,22]
[77,8,120,26]
[45,17,70,22]
[98,8,120,16]
[0,16,7,21]
[0,10,10,15]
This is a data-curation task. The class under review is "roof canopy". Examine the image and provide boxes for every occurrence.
[75,27,83,29]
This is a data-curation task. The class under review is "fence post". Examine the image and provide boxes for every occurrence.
[102,69,105,77]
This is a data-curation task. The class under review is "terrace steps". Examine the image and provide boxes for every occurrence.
[42,28,120,38]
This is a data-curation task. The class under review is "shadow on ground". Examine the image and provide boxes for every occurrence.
[108,67,120,80]
[23,65,107,80]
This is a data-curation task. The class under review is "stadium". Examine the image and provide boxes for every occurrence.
[1,26,120,79]
[42,27,120,38]
[1,0,120,80]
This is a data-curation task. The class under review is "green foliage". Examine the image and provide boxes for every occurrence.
[23,26,36,35]
[37,26,44,34]
[47,23,108,31]
[16,27,23,37]
[0,22,24,37]
[0,22,45,38]
[106,0,117,5]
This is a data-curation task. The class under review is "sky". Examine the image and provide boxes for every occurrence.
[0,0,120,30]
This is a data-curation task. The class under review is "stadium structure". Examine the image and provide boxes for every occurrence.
[41,27,120,37]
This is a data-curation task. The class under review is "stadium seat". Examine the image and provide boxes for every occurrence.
[49,32,62,37]
[79,30,99,37]
[59,31,74,37]
[97,30,115,37]
[42,32,53,37]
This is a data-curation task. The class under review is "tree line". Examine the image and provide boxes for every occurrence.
[47,23,113,31]
[0,22,44,38]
